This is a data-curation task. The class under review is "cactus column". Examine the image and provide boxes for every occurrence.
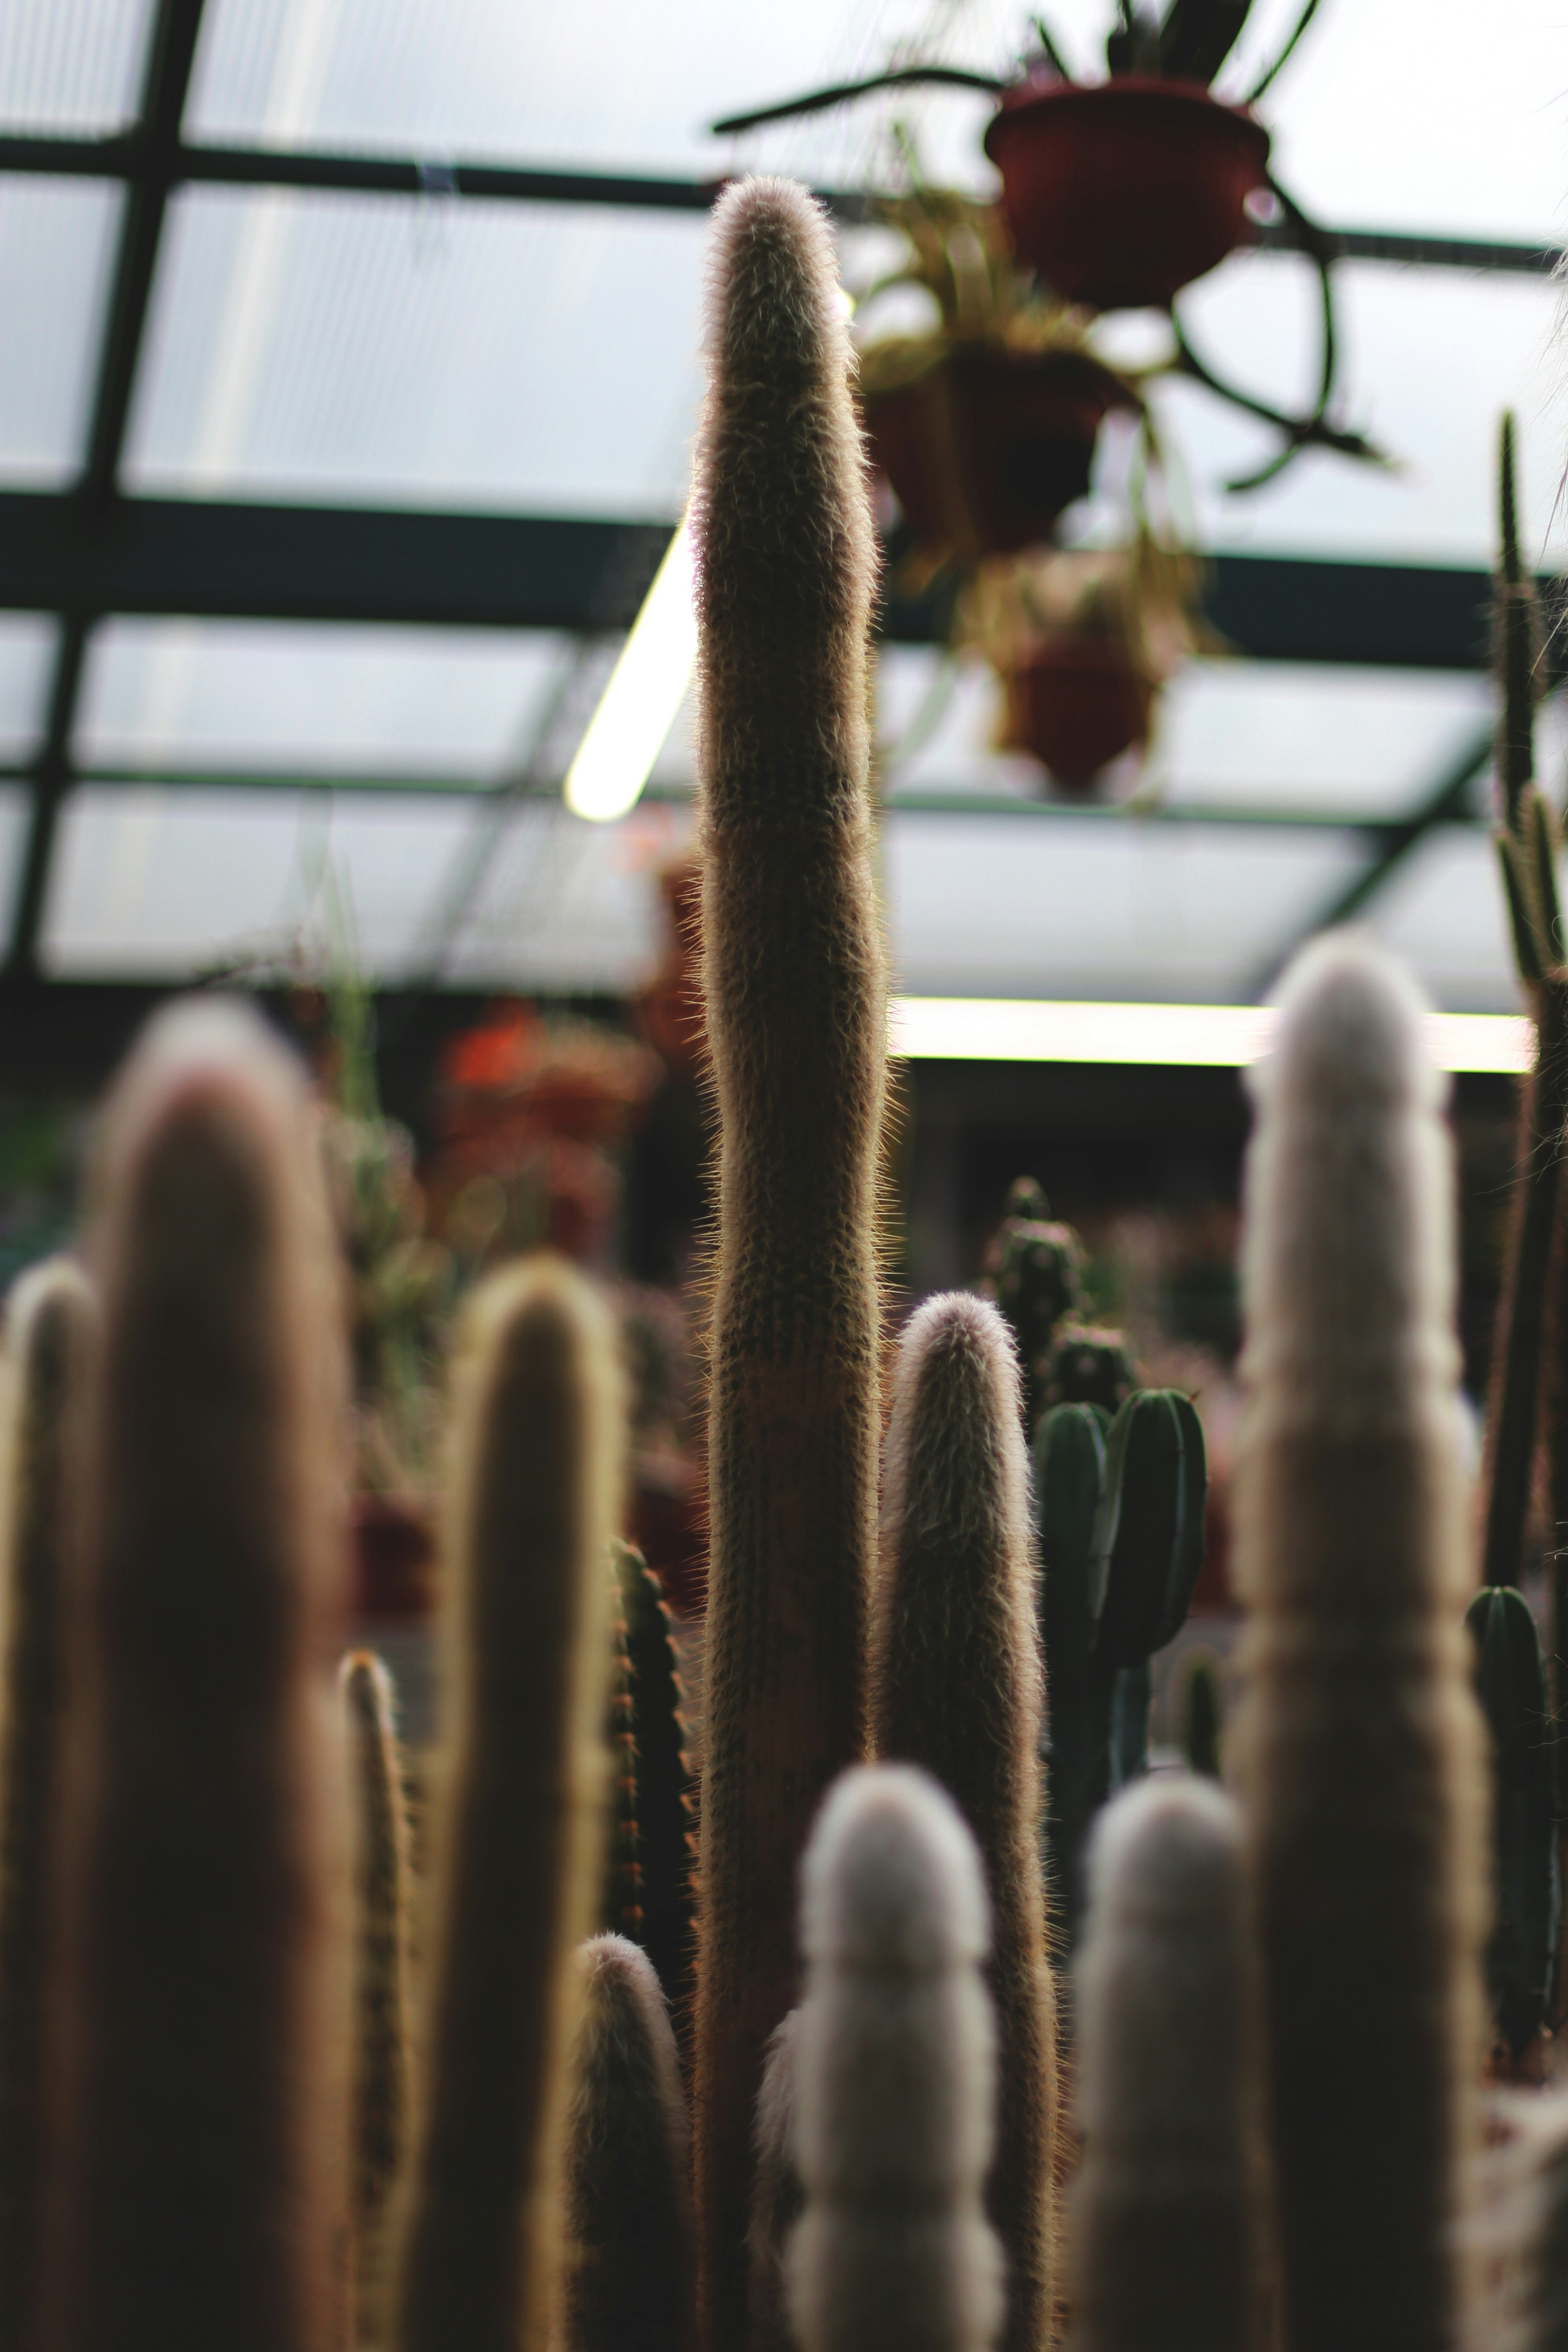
[1231,934,1488,2352]
[691,175,886,2352]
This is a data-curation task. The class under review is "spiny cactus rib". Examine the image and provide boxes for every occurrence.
[341,1650,413,2343]
[40,1000,351,2352]
[560,1935,696,2352]
[602,1553,644,1944]
[748,2013,803,2352]
[786,1766,1004,2352]
[691,173,886,2352]
[1071,1774,1255,2352]
[0,1261,94,2352]
[870,1293,1058,2352]
[612,1541,696,2024]
[1232,932,1489,2352]
[392,1257,623,2352]
[1465,1587,1559,2058]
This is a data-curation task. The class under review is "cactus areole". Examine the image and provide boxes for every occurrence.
[984,77,1270,312]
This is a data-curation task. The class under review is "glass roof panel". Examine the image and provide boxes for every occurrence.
[446,799,690,992]
[44,786,479,979]
[123,186,706,513]
[0,616,58,763]
[0,785,28,925]
[1364,830,1518,1016]
[871,650,1497,820]
[0,177,122,485]
[0,0,154,134]
[77,619,573,773]
[886,811,1368,1002]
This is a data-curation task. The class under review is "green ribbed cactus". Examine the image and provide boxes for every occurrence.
[691,173,886,2352]
[1465,1585,1559,2059]
[1035,1387,1208,1928]
[786,1766,1004,2352]
[342,1649,413,2344]
[871,1292,1058,2352]
[560,1934,696,2352]
[1071,1775,1256,2352]
[1231,932,1488,2352]
[982,1178,1085,1432]
[0,1259,94,2352]
[392,1257,623,2352]
[611,1539,696,2025]
[39,1001,351,2352]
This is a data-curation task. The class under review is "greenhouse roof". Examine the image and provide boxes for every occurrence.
[2,0,1567,1017]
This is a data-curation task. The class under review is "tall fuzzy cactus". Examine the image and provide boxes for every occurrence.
[748,2014,803,2352]
[0,1260,94,2352]
[340,1650,413,2342]
[870,1292,1057,2352]
[1070,1774,1255,2352]
[560,1934,696,2352]
[1231,932,1489,2352]
[785,1765,1003,2352]
[38,1001,350,2352]
[691,173,886,2352]
[392,1257,622,2352]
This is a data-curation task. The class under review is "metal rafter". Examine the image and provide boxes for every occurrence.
[0,128,1560,276]
[4,0,207,981]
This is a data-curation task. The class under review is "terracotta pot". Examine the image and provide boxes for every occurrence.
[1004,635,1154,789]
[864,345,1134,560]
[350,1492,436,1625]
[984,75,1270,312]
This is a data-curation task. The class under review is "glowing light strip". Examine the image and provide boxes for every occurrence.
[564,515,697,823]
[889,997,1533,1074]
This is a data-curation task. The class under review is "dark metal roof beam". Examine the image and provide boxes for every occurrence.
[0,130,1559,274]
[0,492,1540,668]
[5,0,207,981]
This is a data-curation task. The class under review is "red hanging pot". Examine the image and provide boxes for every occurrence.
[1003,634,1154,792]
[863,344,1136,561]
[984,76,1270,312]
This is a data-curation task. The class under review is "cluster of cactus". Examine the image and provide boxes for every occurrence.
[1,167,1565,2352]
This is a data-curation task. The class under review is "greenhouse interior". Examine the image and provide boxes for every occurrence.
[3,1,1568,2347]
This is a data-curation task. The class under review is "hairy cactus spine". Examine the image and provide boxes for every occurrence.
[1231,932,1489,2352]
[613,1541,696,2027]
[786,1765,1003,2352]
[40,1001,350,2352]
[560,1934,696,2352]
[1071,1774,1255,2352]
[748,2014,803,2352]
[391,1257,622,2352]
[870,1292,1058,2352]
[692,173,886,2352]
[0,1261,94,2352]
[341,1650,413,2342]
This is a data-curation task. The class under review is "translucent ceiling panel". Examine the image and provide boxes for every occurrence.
[874,652,1496,820]
[0,616,58,763]
[1365,831,1518,1015]
[124,187,704,512]
[0,786,29,923]
[1149,257,1568,566]
[78,620,572,774]
[448,799,691,992]
[0,0,154,133]
[187,0,1020,189]
[0,178,123,485]
[883,812,1367,1002]
[45,787,477,979]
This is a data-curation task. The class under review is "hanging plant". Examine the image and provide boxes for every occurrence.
[715,0,1385,493]
[856,187,1142,563]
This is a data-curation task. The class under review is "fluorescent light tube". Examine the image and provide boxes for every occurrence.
[564,515,697,823]
[889,997,1532,1074]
